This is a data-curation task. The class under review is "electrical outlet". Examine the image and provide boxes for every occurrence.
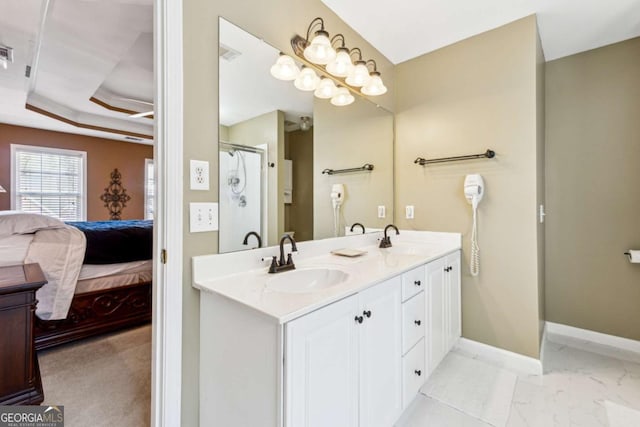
[190,160,209,190]
[377,205,386,218]
[190,202,218,232]
[406,205,414,219]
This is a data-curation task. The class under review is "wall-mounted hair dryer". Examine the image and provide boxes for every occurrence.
[464,174,484,277]
[331,184,345,237]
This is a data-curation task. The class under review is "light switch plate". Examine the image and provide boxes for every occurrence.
[406,205,415,219]
[377,205,386,218]
[190,160,209,190]
[190,202,218,232]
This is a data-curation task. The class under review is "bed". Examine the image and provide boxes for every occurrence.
[0,212,153,350]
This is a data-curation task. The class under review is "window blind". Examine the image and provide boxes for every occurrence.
[12,145,86,221]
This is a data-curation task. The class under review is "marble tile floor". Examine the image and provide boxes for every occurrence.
[398,333,640,427]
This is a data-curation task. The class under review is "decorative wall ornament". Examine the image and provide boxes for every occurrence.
[100,168,131,220]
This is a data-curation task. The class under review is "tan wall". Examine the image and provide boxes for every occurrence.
[545,37,640,340]
[313,96,394,239]
[0,124,153,220]
[228,110,284,246]
[182,1,394,424]
[285,128,314,242]
[394,16,542,358]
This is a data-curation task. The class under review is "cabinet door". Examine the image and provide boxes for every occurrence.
[285,294,359,427]
[359,277,402,427]
[447,251,462,351]
[426,257,447,375]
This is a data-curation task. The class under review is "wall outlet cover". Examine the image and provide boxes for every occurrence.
[406,205,415,219]
[190,202,218,232]
[190,160,210,191]
[377,205,386,219]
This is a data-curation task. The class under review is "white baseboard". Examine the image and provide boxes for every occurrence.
[455,338,543,376]
[545,322,640,355]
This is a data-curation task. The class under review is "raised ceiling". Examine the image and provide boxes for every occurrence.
[321,0,640,63]
[0,0,153,143]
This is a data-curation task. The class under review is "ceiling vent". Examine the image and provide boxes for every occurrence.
[0,45,14,69]
[219,43,241,62]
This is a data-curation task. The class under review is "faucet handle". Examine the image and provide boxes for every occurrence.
[286,253,294,266]
[268,256,278,273]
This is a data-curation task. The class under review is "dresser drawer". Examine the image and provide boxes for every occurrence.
[401,265,425,302]
[402,338,425,409]
[402,292,425,354]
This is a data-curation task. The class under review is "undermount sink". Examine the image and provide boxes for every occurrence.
[379,245,421,256]
[266,268,349,293]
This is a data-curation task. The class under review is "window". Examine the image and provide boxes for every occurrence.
[11,144,87,221]
[145,158,154,220]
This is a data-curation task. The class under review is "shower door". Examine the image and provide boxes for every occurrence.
[219,142,266,253]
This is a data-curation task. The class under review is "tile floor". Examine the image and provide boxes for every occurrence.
[398,333,640,427]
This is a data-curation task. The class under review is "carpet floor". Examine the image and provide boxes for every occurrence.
[38,324,151,427]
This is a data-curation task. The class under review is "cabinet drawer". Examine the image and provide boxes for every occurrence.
[402,292,425,354]
[401,265,425,302]
[402,338,425,409]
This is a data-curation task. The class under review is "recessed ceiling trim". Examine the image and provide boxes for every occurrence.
[90,96,154,119]
[28,0,53,93]
[25,103,153,140]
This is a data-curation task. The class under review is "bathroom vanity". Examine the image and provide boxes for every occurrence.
[193,231,461,426]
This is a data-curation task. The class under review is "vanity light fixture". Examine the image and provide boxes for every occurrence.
[331,86,355,106]
[270,17,388,107]
[303,18,336,65]
[294,66,320,91]
[361,60,388,96]
[314,77,338,99]
[345,48,370,87]
[270,53,300,81]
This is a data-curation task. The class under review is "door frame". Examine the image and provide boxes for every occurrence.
[152,0,183,424]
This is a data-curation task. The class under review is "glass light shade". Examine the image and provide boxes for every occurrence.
[303,31,336,65]
[331,87,355,106]
[314,78,338,99]
[361,72,387,96]
[325,48,353,77]
[294,67,320,91]
[345,61,370,87]
[270,54,300,81]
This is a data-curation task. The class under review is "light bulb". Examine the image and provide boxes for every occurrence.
[294,67,320,91]
[314,78,338,99]
[303,30,336,65]
[331,87,355,106]
[326,48,353,78]
[345,61,370,87]
[361,72,387,96]
[270,54,300,81]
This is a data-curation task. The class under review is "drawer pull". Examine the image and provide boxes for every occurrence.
[363,310,372,318]
[414,370,422,376]
[414,280,421,286]
[414,320,421,326]
[354,315,364,324]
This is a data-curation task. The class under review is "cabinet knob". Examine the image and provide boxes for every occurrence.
[354,315,364,324]
[414,280,421,286]
[414,320,421,326]
[414,370,422,376]
[444,266,452,272]
[363,310,372,318]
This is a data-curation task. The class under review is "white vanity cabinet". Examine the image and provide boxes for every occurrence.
[425,251,461,375]
[285,276,402,427]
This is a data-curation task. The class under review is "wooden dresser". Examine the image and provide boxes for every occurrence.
[0,263,46,405]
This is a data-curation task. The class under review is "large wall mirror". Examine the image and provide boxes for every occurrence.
[218,17,394,253]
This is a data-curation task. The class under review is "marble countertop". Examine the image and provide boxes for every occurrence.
[193,231,461,324]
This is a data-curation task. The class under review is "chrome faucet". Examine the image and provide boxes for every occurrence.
[268,234,298,273]
[242,231,262,249]
[379,224,399,248]
[350,222,366,234]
